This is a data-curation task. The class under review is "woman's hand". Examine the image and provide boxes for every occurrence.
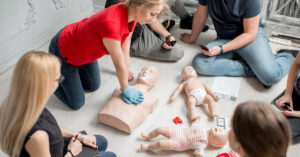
[162,35,176,49]
[201,46,221,56]
[276,94,293,110]
[282,110,300,118]
[68,137,82,156]
[128,71,134,82]
[82,134,98,149]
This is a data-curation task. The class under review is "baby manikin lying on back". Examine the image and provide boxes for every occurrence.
[169,66,219,122]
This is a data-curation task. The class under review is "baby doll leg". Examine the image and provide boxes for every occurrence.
[141,140,171,151]
[188,96,201,121]
[141,127,170,141]
[203,95,217,117]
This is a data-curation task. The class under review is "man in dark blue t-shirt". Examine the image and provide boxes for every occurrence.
[181,0,295,86]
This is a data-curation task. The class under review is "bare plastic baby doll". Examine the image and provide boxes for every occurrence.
[169,66,219,121]
[140,119,228,157]
[98,66,159,134]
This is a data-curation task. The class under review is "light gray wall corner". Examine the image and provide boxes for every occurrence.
[0,0,94,74]
[93,0,105,12]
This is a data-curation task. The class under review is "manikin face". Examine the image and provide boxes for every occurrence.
[182,66,197,80]
[136,4,164,24]
[137,66,159,87]
[207,127,228,147]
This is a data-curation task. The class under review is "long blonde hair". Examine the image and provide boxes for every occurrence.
[0,50,61,157]
[122,0,171,25]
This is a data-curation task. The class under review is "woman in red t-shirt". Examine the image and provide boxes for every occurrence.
[49,0,169,110]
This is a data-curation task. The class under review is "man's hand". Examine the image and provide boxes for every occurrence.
[180,33,195,43]
[201,46,221,56]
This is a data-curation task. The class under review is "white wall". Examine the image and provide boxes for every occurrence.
[93,0,105,11]
[0,0,94,74]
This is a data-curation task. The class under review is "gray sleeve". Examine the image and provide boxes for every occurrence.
[243,0,261,18]
[198,0,207,6]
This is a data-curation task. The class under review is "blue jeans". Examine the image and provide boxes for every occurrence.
[64,135,116,157]
[95,135,117,157]
[192,27,294,86]
[49,29,101,110]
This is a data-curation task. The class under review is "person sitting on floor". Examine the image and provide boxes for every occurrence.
[229,101,291,157]
[0,50,116,157]
[105,0,209,62]
[276,51,300,143]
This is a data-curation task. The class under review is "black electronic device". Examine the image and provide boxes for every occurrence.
[199,44,209,51]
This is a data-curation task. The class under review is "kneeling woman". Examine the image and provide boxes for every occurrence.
[0,50,116,157]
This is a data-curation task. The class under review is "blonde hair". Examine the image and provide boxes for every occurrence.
[0,50,61,157]
[122,0,171,25]
[232,101,291,157]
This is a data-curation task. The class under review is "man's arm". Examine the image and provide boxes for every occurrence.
[220,14,260,53]
[180,4,209,43]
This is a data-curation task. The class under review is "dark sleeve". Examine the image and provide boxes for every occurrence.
[198,0,207,6]
[105,0,120,8]
[243,0,261,18]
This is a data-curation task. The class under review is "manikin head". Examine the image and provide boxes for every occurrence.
[181,66,198,81]
[137,66,159,88]
[207,127,228,148]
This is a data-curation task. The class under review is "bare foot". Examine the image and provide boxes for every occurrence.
[141,132,150,140]
[192,117,201,125]
[211,113,218,118]
[189,112,200,122]
[141,144,149,151]
[192,115,201,122]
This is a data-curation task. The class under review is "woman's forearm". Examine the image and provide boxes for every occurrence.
[285,54,300,96]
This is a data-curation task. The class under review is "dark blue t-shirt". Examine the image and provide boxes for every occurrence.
[198,0,261,39]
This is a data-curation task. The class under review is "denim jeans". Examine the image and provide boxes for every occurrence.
[49,29,101,110]
[64,135,116,157]
[95,135,117,157]
[192,27,294,86]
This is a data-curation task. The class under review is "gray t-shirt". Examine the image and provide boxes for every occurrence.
[198,0,261,39]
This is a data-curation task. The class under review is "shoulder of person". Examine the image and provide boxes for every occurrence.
[27,130,49,144]
[25,130,51,157]
[26,130,49,148]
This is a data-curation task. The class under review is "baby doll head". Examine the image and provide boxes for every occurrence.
[137,66,159,88]
[181,66,197,81]
[207,127,228,148]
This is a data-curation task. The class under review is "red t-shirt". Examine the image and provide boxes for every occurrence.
[58,4,136,66]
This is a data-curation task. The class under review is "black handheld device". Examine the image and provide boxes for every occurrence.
[282,103,292,111]
[165,40,177,46]
[199,44,209,51]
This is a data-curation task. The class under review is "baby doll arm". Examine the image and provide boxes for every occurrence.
[191,142,207,157]
[203,84,219,101]
[169,83,184,103]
